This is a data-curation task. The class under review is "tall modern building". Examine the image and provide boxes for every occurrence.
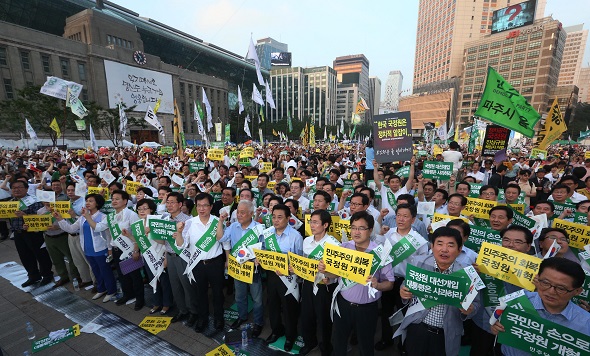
[383,70,403,111]
[269,66,337,126]
[457,16,568,130]
[578,67,590,103]
[367,76,381,123]
[335,84,359,124]
[0,0,263,143]
[557,25,588,87]
[413,0,517,92]
[256,37,288,70]
[333,54,370,117]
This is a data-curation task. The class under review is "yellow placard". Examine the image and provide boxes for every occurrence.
[498,203,525,214]
[253,249,288,276]
[227,255,254,284]
[50,201,71,219]
[240,147,254,158]
[76,149,86,155]
[260,162,273,173]
[323,243,373,285]
[267,181,276,190]
[0,201,20,218]
[552,218,590,249]
[530,148,547,159]
[476,242,541,291]
[304,215,349,241]
[23,215,53,232]
[87,186,109,200]
[138,316,172,335]
[245,175,258,182]
[125,181,142,195]
[461,197,497,219]
[586,152,590,159]
[432,213,469,224]
[288,252,319,282]
[433,144,443,156]
[207,148,225,161]
[205,344,235,356]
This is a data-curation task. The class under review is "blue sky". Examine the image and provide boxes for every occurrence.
[114,0,589,95]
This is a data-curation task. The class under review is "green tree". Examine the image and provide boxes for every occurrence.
[569,103,590,140]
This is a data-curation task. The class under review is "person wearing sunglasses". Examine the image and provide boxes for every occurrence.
[491,257,590,355]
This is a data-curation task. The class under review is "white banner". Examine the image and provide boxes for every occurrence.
[40,76,82,100]
[104,60,173,114]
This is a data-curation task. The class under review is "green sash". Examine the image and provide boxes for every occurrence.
[387,189,397,210]
[194,218,219,253]
[230,224,262,257]
[263,228,282,253]
[107,212,134,257]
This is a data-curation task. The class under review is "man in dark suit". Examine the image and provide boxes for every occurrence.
[211,187,237,220]
[488,164,512,190]
[530,168,550,206]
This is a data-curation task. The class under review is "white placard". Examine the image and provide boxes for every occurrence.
[417,201,435,215]
[171,174,185,186]
[36,190,56,203]
[103,60,173,114]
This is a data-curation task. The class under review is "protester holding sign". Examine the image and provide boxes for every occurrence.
[263,204,303,352]
[9,180,54,287]
[85,190,143,308]
[471,225,534,355]
[175,193,225,332]
[536,228,579,262]
[398,227,479,356]
[55,194,117,302]
[216,200,264,338]
[319,211,394,356]
[373,157,416,220]
[491,258,590,356]
[298,209,339,356]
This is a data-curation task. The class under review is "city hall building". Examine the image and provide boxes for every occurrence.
[0,0,263,143]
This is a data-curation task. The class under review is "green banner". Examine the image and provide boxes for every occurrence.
[480,273,504,307]
[239,157,251,166]
[225,124,231,142]
[574,212,588,225]
[74,119,86,131]
[148,218,177,241]
[498,306,590,355]
[395,166,410,178]
[211,192,222,202]
[210,141,225,149]
[571,267,590,306]
[390,233,427,267]
[465,225,501,253]
[509,206,536,229]
[468,183,484,198]
[160,146,174,154]
[474,67,541,138]
[422,161,453,181]
[33,325,80,352]
[130,220,151,253]
[189,161,205,172]
[553,201,576,217]
[405,264,471,308]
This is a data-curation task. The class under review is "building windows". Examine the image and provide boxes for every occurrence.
[467,54,477,61]
[510,79,521,86]
[523,78,535,86]
[489,49,500,57]
[42,54,51,74]
[188,84,192,97]
[468,47,477,54]
[466,62,476,70]
[464,78,474,85]
[477,60,487,68]
[0,47,7,66]
[488,58,499,66]
[107,34,133,48]
[521,87,533,94]
[461,108,470,115]
[465,71,474,78]
[525,59,538,67]
[81,89,88,102]
[4,78,14,99]
[180,82,185,96]
[511,71,522,78]
[524,69,536,77]
[499,64,510,72]
[479,44,489,51]
[464,86,472,92]
[475,76,485,84]
[20,51,30,70]
[529,41,541,49]
[501,55,512,63]
[530,31,543,40]
[516,35,529,43]
[502,47,513,54]
[513,53,525,61]
[78,62,86,81]
[463,94,472,100]
[60,58,70,77]
[478,52,488,59]
[491,41,502,49]
[512,62,524,70]
[515,44,527,52]
[503,38,514,46]
[528,50,540,58]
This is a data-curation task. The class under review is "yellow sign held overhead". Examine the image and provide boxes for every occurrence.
[125,181,142,196]
[207,148,224,161]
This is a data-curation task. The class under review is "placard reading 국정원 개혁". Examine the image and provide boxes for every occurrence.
[373,111,413,163]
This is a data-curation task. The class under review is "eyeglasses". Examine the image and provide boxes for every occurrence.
[544,235,569,243]
[350,226,370,232]
[481,191,496,196]
[501,238,528,246]
[196,204,211,208]
[537,279,576,295]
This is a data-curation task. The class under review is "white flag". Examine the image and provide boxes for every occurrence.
[244,114,251,137]
[118,102,127,140]
[247,37,265,85]
[89,124,98,152]
[36,190,55,203]
[237,85,244,114]
[324,126,327,141]
[259,128,264,144]
[265,80,276,109]
[25,119,37,140]
[340,119,344,134]
[437,122,447,141]
[194,101,205,137]
[202,88,213,132]
[143,106,165,139]
[252,84,264,106]
[66,87,88,118]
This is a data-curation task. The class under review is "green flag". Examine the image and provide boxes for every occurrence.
[287,110,293,133]
[474,67,540,138]
[74,120,86,131]
[225,124,231,141]
[468,125,478,153]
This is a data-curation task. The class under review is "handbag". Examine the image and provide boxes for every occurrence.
[119,256,144,275]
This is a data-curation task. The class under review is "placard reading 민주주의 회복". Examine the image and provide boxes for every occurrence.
[322,243,373,285]
[476,242,541,291]
[253,249,288,276]
[288,252,319,282]
[461,197,498,219]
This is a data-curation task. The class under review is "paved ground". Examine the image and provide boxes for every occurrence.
[0,238,402,355]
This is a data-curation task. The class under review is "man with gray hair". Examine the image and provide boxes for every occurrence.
[215,199,264,338]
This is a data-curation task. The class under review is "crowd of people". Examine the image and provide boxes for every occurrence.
[1,139,589,356]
